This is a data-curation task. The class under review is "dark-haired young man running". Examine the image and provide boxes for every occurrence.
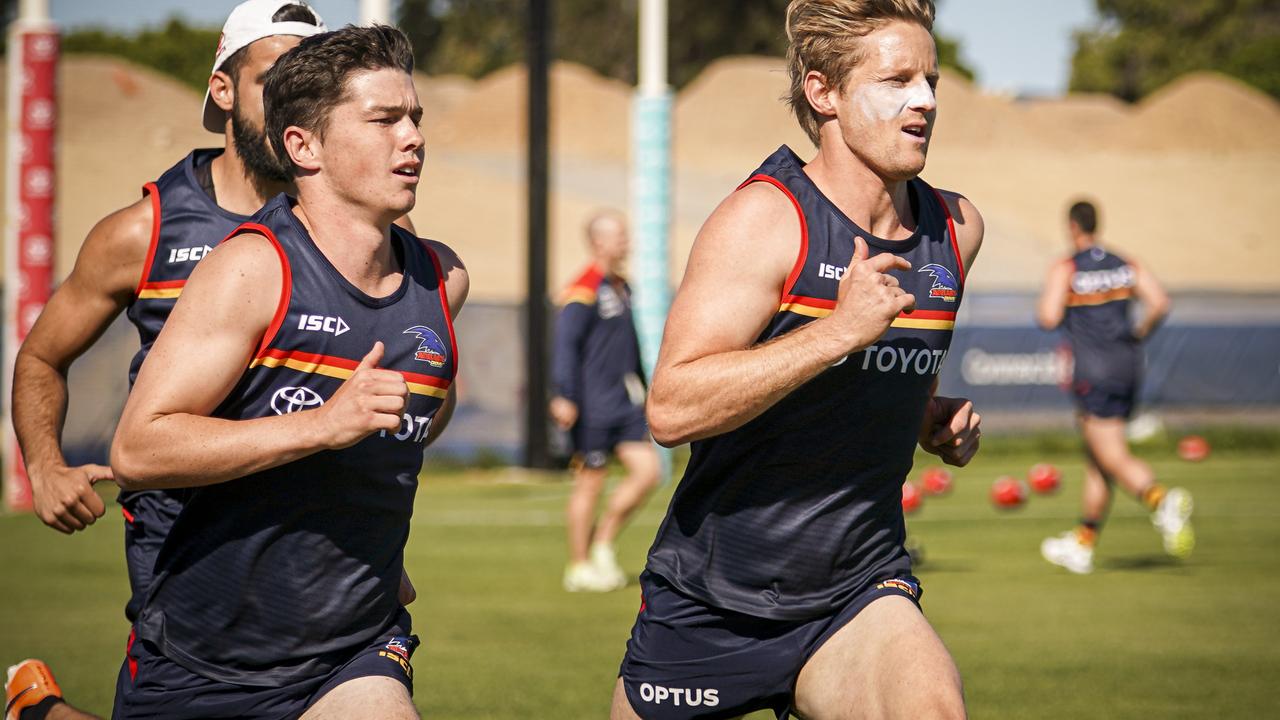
[8,4,327,719]
[1038,199,1190,575]
[110,25,465,719]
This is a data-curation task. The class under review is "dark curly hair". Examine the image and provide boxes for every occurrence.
[262,24,414,177]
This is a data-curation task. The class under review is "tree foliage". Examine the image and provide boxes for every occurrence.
[398,0,975,86]
[1070,0,1279,101]
[14,4,976,96]
[61,18,221,92]
[0,0,20,54]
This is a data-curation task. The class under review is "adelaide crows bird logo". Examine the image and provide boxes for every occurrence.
[403,326,447,368]
[917,263,958,302]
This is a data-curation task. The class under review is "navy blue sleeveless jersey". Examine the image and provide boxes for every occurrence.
[134,193,457,686]
[645,146,966,620]
[128,149,248,385]
[552,264,645,427]
[1062,246,1140,386]
[119,149,248,619]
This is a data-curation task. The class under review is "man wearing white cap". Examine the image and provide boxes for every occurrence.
[6,4,337,719]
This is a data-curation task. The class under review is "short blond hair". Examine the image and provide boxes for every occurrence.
[786,0,935,146]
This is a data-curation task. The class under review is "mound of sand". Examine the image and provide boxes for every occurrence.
[430,61,633,163]
[2,54,1277,300]
[674,56,811,170]
[1106,72,1280,153]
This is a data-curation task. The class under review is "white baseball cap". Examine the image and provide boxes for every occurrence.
[202,0,328,133]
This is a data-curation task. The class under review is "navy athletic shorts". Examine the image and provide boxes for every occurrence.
[1073,378,1137,419]
[618,570,923,719]
[119,489,186,622]
[112,610,418,719]
[573,412,649,469]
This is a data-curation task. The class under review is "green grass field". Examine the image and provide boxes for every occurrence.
[3,442,1278,718]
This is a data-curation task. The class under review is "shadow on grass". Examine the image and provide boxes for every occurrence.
[1099,555,1185,571]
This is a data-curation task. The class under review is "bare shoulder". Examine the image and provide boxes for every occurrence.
[184,231,283,295]
[1043,256,1074,287]
[70,194,157,299]
[710,180,802,245]
[934,188,984,272]
[146,231,285,365]
[125,231,285,420]
[91,193,154,248]
[422,238,466,273]
[659,180,804,361]
[422,238,468,317]
[692,180,803,278]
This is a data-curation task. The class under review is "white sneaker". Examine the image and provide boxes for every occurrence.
[563,562,617,593]
[1041,531,1094,574]
[1152,487,1195,558]
[589,543,628,591]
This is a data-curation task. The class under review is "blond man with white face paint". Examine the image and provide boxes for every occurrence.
[612,2,982,718]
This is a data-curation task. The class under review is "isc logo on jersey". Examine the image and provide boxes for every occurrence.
[298,314,350,336]
[167,245,213,263]
[637,683,719,708]
[818,262,846,281]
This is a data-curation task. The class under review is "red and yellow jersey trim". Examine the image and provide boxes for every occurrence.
[1067,287,1133,307]
[891,309,956,330]
[560,264,605,306]
[778,294,834,318]
[562,287,598,306]
[931,188,965,286]
[421,240,461,382]
[738,174,810,304]
[136,279,185,300]
[250,347,451,399]
[778,295,955,329]
[134,182,164,298]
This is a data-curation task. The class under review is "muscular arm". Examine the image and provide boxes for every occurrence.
[1131,260,1170,340]
[940,191,984,274]
[12,198,152,532]
[110,235,410,489]
[919,192,986,466]
[646,183,915,447]
[1037,260,1074,331]
[420,239,468,445]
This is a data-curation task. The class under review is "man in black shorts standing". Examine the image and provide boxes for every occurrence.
[1038,199,1192,575]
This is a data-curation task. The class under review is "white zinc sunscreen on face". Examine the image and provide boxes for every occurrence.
[851,76,935,123]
